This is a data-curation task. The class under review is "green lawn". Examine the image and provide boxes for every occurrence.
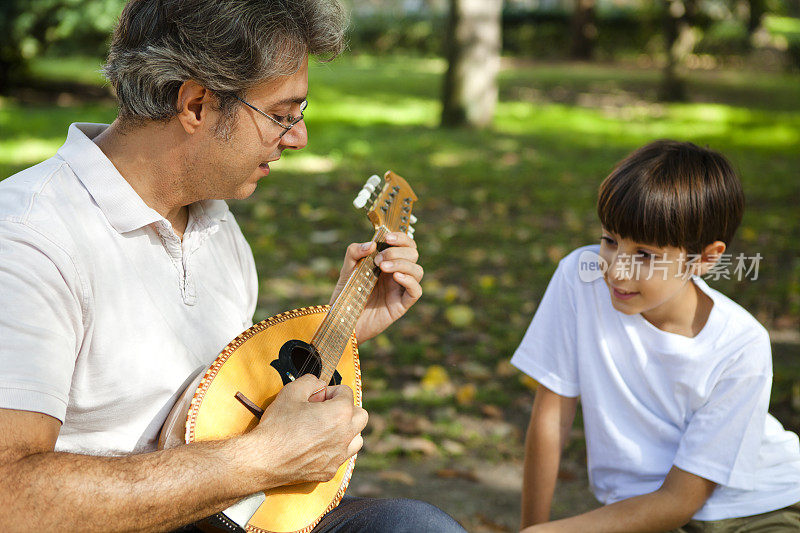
[1,55,799,456]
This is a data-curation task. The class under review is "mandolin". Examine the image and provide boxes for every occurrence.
[159,171,417,533]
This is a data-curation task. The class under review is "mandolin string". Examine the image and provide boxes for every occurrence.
[317,232,381,361]
[315,226,387,380]
[310,228,385,381]
[303,236,375,378]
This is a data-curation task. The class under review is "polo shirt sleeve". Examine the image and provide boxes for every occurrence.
[672,331,772,491]
[0,221,84,422]
[227,213,258,326]
[511,257,580,397]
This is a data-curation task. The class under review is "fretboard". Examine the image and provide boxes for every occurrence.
[313,227,388,383]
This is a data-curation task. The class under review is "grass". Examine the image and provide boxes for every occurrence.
[1,54,799,452]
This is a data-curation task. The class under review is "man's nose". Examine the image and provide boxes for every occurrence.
[280,120,308,151]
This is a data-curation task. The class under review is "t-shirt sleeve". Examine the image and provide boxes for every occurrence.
[672,332,772,491]
[0,221,84,422]
[511,259,580,397]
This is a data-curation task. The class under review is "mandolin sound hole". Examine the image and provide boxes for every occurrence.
[290,343,321,378]
[271,339,342,387]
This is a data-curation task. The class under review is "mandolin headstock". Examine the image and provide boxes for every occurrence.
[353,171,418,239]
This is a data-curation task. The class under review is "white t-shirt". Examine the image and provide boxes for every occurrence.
[0,123,258,455]
[511,245,800,521]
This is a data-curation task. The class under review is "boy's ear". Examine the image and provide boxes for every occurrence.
[693,241,727,276]
[175,80,215,135]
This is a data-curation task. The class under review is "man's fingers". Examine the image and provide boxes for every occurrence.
[376,259,424,282]
[347,241,376,262]
[385,231,417,249]
[324,384,354,403]
[346,433,364,458]
[396,271,424,302]
[352,406,368,433]
[374,247,420,267]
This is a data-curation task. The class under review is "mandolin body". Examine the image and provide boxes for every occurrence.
[159,305,361,533]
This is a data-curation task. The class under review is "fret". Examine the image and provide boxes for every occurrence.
[314,227,388,383]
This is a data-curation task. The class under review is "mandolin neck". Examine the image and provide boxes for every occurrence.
[313,227,388,383]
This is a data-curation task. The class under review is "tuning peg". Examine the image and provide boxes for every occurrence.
[353,175,384,209]
[410,215,418,224]
[407,226,415,239]
[353,190,371,209]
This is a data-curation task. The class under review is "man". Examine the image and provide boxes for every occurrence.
[0,1,464,531]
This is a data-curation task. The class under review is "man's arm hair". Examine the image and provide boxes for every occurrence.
[0,409,259,532]
[0,375,367,533]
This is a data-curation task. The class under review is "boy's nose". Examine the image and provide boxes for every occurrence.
[607,253,634,282]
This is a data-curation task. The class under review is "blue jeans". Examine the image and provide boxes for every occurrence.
[174,496,466,533]
[311,497,467,533]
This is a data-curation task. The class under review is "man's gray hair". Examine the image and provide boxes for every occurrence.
[103,0,347,122]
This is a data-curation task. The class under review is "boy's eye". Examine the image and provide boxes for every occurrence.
[638,250,652,260]
[600,236,616,246]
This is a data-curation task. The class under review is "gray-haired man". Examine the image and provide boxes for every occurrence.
[0,1,464,531]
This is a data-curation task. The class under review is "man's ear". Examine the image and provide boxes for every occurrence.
[693,241,727,276]
[175,80,214,134]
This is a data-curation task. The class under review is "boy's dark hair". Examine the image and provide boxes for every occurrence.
[597,140,744,254]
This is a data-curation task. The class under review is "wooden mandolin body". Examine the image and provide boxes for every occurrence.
[159,305,361,533]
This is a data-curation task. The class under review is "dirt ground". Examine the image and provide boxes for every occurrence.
[347,339,800,533]
[348,457,596,532]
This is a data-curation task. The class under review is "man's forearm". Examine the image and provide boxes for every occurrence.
[2,436,262,533]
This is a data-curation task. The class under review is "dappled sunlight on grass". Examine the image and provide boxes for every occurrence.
[0,56,798,434]
[0,138,65,166]
[0,57,795,530]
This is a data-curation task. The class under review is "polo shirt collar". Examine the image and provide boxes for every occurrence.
[56,123,229,234]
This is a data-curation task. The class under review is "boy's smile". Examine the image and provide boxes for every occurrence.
[598,229,721,337]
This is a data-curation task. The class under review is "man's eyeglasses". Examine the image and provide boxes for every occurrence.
[234,96,307,139]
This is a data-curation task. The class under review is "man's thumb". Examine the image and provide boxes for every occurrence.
[283,374,326,400]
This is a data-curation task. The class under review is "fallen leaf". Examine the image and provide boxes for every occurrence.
[456,383,477,405]
[379,470,416,485]
[421,365,450,391]
[445,305,474,327]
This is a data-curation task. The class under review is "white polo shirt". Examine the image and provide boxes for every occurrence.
[512,246,800,520]
[0,123,258,455]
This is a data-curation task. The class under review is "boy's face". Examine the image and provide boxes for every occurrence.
[598,229,699,323]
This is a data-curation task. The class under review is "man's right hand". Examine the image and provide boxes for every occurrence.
[243,374,368,489]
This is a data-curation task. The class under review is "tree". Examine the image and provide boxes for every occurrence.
[441,0,503,128]
[570,0,597,60]
[660,0,699,101]
[0,0,123,95]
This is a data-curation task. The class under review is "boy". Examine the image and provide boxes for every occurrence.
[512,140,800,532]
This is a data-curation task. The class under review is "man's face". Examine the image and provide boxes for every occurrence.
[191,58,310,201]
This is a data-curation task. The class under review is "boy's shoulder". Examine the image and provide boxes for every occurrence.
[554,244,604,286]
[694,277,772,372]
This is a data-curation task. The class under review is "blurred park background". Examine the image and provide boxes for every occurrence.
[1,0,799,530]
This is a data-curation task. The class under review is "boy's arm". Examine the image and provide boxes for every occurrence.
[521,466,716,533]
[521,385,578,529]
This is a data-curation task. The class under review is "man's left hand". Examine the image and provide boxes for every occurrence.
[330,232,423,344]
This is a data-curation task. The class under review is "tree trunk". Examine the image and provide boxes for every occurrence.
[747,0,766,35]
[570,0,596,60]
[441,0,502,128]
[659,0,698,102]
